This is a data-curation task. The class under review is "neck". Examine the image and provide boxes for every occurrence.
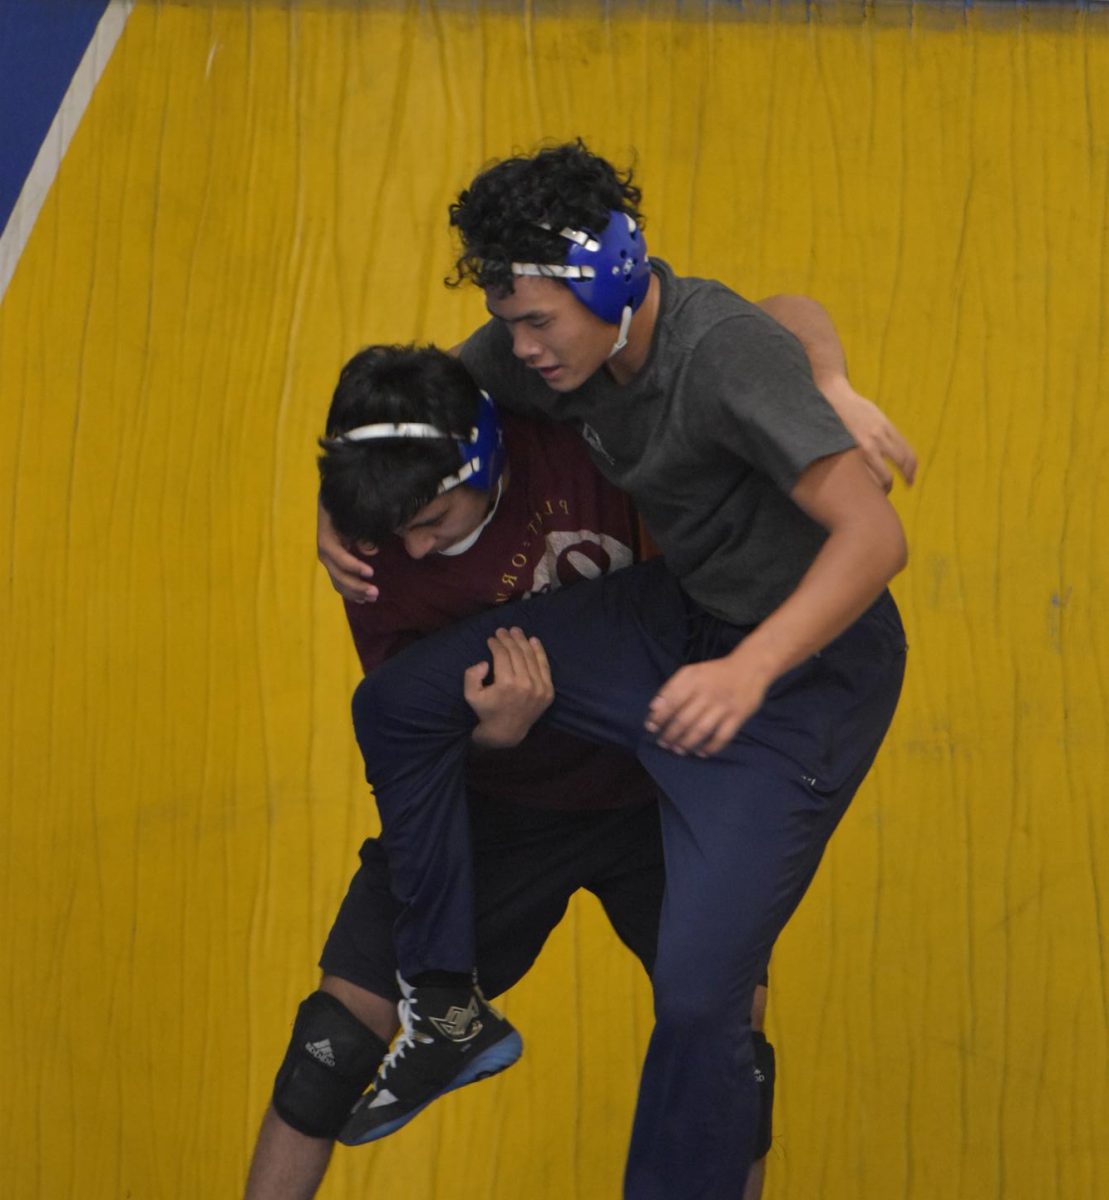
[604,273,660,386]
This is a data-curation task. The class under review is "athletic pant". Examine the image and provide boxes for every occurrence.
[351,558,906,1198]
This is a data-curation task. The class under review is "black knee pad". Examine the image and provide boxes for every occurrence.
[752,1031,776,1160]
[272,991,389,1139]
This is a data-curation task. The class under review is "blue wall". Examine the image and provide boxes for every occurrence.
[0,0,109,233]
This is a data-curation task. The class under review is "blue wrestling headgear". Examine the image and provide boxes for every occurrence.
[333,389,505,495]
[511,210,651,354]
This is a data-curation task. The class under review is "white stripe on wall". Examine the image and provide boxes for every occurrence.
[0,0,134,305]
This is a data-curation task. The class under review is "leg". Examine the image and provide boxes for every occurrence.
[319,801,664,999]
[744,982,772,1200]
[342,564,684,1143]
[338,796,671,1145]
[244,977,394,1200]
[583,800,666,977]
[585,798,778,1200]
[354,577,903,1176]
[469,796,663,995]
[247,791,668,1181]
[624,753,820,1195]
[742,1140,766,1200]
[620,595,904,1198]
[626,750,852,1199]
[351,559,686,978]
[625,615,904,1199]
[246,839,405,1196]
[245,1106,331,1200]
[589,799,778,1200]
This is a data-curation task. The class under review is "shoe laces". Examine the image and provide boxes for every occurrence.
[379,993,433,1078]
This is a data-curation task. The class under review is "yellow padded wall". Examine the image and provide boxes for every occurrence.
[1,2,1106,1197]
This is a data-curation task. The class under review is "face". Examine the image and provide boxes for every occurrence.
[485,274,615,393]
[391,485,492,560]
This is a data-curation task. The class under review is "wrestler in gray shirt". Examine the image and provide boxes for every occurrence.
[460,259,857,625]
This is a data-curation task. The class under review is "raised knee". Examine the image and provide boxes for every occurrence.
[351,656,470,768]
[351,668,403,743]
[350,668,423,770]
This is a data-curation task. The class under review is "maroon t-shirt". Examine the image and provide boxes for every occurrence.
[345,413,654,811]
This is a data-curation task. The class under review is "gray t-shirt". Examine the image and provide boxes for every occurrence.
[459,259,856,625]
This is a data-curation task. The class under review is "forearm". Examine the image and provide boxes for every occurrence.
[760,296,918,490]
[643,493,904,758]
[757,294,847,389]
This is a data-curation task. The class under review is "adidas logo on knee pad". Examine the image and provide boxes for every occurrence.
[305,1038,337,1068]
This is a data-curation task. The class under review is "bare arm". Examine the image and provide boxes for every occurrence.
[757,294,917,490]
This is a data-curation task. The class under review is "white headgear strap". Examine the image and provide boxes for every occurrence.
[334,421,480,495]
[511,227,631,358]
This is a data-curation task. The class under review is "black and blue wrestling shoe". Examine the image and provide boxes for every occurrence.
[338,975,522,1145]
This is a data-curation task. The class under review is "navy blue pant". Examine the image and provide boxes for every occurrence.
[352,559,906,1198]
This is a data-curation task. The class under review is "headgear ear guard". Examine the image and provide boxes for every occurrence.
[511,210,651,354]
[330,389,505,495]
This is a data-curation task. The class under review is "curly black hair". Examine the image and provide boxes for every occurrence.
[447,139,644,296]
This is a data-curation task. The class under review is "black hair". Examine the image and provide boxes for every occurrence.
[447,139,644,296]
[318,344,483,546]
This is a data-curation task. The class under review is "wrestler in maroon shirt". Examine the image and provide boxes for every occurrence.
[344,407,648,812]
[246,342,791,1198]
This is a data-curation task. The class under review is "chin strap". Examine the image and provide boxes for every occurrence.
[608,304,634,358]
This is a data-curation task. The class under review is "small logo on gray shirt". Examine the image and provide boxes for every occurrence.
[579,422,616,465]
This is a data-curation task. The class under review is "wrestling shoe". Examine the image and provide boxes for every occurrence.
[338,974,523,1145]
